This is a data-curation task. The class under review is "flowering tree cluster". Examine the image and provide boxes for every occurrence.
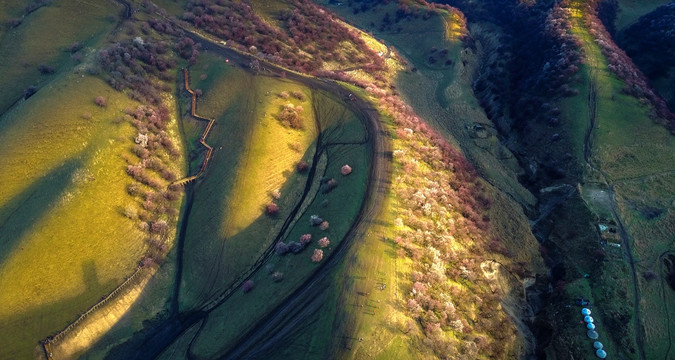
[277,103,305,129]
[182,0,383,74]
[95,20,194,263]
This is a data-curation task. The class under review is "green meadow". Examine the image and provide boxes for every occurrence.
[0,72,147,359]
[0,0,120,116]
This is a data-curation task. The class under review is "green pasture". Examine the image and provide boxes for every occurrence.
[615,0,672,31]
[0,0,120,117]
[177,53,321,310]
[170,75,371,357]
[567,0,674,181]
[0,73,147,359]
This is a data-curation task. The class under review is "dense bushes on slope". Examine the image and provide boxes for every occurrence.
[182,0,382,73]
[94,19,200,261]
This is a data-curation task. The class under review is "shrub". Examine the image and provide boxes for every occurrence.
[310,215,323,226]
[37,64,55,74]
[266,202,280,215]
[288,241,304,253]
[318,237,330,248]
[320,221,329,231]
[341,164,352,175]
[271,189,281,200]
[69,42,83,53]
[150,220,168,234]
[278,91,290,99]
[297,161,309,172]
[321,178,338,194]
[643,270,658,281]
[24,86,37,99]
[299,233,312,245]
[277,103,304,129]
[275,242,289,255]
[291,90,306,101]
[95,96,107,107]
[311,249,324,262]
[242,279,254,293]
[272,271,284,282]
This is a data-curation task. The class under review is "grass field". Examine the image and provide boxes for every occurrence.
[615,0,672,31]
[164,63,372,356]
[0,0,120,117]
[0,72,149,359]
[177,53,322,311]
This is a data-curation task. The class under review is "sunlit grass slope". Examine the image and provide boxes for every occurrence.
[178,54,318,310]
[0,74,146,359]
[0,0,119,116]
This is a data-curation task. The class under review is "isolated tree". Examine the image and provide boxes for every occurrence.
[266,202,280,216]
[95,96,107,107]
[311,249,324,263]
[318,237,330,248]
[320,221,330,231]
[299,233,312,245]
[341,164,352,175]
[297,161,309,173]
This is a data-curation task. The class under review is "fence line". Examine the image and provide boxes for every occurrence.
[41,265,146,358]
[41,68,213,359]
[172,68,216,186]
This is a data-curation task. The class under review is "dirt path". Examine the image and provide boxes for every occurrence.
[658,251,674,359]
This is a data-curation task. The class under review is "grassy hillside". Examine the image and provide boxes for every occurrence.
[552,1,675,358]
[0,0,120,116]
[174,66,372,355]
[177,54,322,311]
[0,72,147,359]
[323,1,535,209]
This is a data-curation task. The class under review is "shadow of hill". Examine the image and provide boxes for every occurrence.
[0,260,103,359]
[0,157,83,266]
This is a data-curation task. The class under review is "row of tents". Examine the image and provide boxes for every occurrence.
[582,308,608,358]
